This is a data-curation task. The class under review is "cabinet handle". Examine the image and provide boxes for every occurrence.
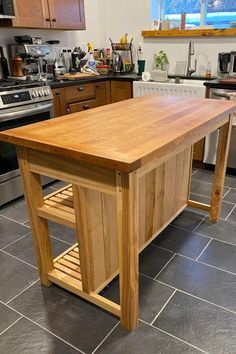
[52,18,56,22]
[83,104,90,110]
[66,107,71,114]
[77,86,84,91]
[96,84,100,88]
[55,92,60,96]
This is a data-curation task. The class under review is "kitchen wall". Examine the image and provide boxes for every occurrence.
[98,0,236,76]
[0,0,236,76]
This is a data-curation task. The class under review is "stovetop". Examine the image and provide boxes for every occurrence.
[0,79,47,92]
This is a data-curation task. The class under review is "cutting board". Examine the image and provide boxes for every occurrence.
[218,78,236,84]
[57,72,98,80]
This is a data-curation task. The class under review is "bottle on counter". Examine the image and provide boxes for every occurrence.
[0,46,9,78]
[205,62,212,78]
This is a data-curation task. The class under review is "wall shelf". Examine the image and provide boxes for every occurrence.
[142,28,236,38]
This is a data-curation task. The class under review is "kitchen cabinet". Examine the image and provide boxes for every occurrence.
[52,88,66,117]
[11,0,85,29]
[52,81,112,117]
[193,139,205,162]
[110,81,132,103]
[95,81,111,107]
[12,0,50,28]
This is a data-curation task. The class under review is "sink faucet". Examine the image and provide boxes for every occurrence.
[187,40,197,77]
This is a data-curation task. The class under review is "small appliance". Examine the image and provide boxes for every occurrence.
[217,52,231,79]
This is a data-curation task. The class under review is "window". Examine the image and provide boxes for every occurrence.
[151,0,236,29]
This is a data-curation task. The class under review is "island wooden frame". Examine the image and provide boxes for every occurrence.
[15,114,232,332]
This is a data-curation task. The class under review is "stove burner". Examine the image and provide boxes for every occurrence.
[0,80,47,92]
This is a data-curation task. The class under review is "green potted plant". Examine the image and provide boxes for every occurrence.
[151,50,169,81]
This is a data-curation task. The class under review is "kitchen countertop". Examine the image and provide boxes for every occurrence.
[204,79,236,90]
[48,72,140,89]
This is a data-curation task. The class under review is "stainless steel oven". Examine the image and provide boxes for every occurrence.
[0,82,54,206]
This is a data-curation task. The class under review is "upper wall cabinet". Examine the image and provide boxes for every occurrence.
[11,0,85,30]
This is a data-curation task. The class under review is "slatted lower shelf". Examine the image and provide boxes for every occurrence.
[53,243,81,281]
[48,243,121,317]
[38,184,76,228]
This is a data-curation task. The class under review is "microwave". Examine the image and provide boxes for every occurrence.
[229,52,236,77]
[0,0,15,19]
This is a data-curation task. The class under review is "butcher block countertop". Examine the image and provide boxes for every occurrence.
[1,95,236,172]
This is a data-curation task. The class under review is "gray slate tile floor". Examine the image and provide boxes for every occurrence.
[1,171,236,353]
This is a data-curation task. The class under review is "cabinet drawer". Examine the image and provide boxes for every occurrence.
[65,83,95,103]
[67,99,98,113]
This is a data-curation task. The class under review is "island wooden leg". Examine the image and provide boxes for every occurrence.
[16,147,53,286]
[116,170,139,331]
[210,117,233,222]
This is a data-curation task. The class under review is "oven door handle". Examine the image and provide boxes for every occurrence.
[0,102,53,123]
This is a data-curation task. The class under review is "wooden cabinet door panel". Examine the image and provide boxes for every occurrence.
[12,0,50,28]
[95,81,111,107]
[48,0,85,29]
[52,88,66,117]
[193,138,205,161]
[111,81,132,103]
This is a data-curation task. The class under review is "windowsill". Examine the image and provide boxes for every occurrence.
[142,28,236,37]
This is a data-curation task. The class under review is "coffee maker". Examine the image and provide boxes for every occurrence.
[8,44,49,78]
[217,52,231,79]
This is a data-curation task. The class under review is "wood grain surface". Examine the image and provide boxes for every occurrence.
[1,95,235,172]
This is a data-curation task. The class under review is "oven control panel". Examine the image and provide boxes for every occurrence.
[0,86,53,109]
[2,91,31,105]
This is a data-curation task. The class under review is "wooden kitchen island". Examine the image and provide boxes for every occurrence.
[0,95,235,331]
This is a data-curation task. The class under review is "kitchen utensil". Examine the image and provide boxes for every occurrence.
[11,55,23,77]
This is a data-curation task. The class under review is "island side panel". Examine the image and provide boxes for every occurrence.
[138,147,192,249]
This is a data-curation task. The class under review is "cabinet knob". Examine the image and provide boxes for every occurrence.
[96,84,100,88]
[77,86,84,91]
[55,92,60,96]
[83,104,90,110]
[45,18,50,22]
[52,18,56,22]
[66,107,71,114]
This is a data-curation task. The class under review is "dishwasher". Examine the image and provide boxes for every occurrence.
[203,88,236,169]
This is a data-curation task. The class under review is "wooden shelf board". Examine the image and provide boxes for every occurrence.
[142,28,236,38]
[38,184,76,228]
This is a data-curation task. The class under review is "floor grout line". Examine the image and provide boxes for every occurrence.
[1,232,31,251]
[49,234,74,246]
[191,169,199,177]
[0,213,29,227]
[222,187,232,200]
[0,249,38,269]
[91,321,120,354]
[0,300,85,354]
[6,279,40,305]
[0,317,23,337]
[194,229,236,250]
[139,319,208,354]
[150,289,177,326]
[195,238,212,261]
[150,243,194,261]
[154,253,176,280]
[225,204,236,220]
[155,278,236,317]
[193,215,207,232]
